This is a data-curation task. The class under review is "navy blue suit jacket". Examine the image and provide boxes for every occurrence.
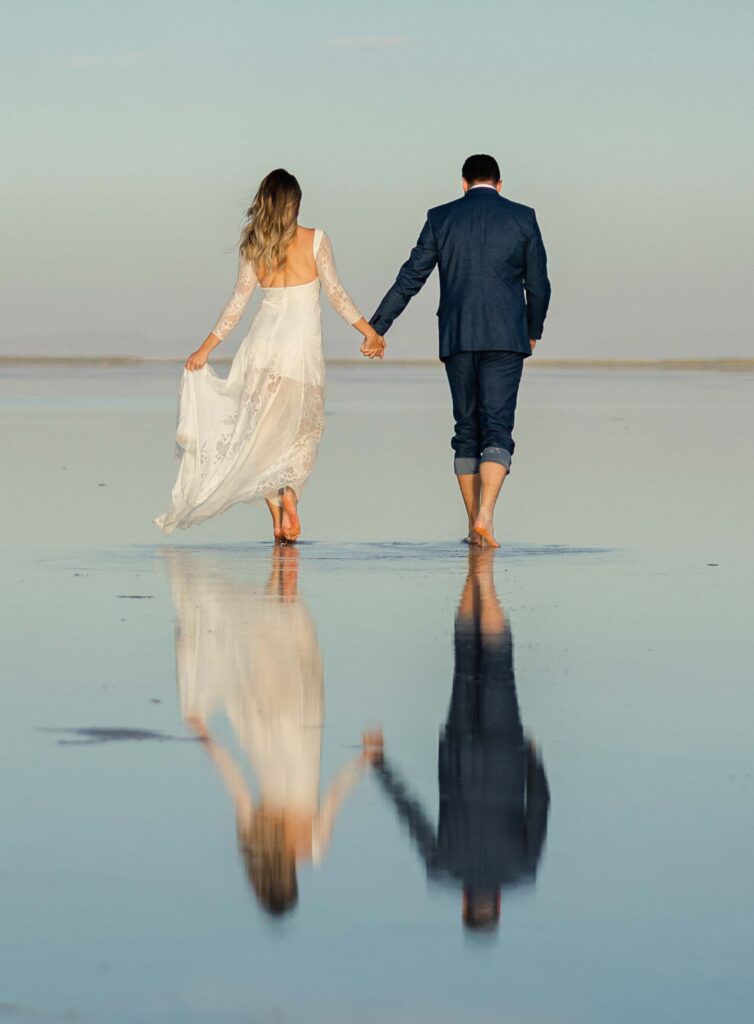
[370,188,551,359]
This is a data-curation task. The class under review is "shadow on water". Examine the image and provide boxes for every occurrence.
[40,727,194,745]
[372,546,550,937]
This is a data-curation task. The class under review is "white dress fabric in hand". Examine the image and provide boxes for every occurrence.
[154,229,361,534]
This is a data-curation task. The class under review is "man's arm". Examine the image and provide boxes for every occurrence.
[524,210,551,341]
[372,755,438,869]
[369,216,438,338]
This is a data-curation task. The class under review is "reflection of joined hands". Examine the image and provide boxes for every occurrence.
[361,728,384,764]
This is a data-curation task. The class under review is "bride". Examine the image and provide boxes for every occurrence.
[154,168,385,542]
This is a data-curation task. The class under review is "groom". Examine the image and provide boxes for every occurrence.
[363,154,551,547]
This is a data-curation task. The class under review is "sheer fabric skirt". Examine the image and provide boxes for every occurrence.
[155,295,325,535]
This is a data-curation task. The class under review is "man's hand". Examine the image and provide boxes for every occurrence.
[361,332,386,360]
[530,339,537,354]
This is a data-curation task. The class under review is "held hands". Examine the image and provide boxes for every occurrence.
[361,330,386,360]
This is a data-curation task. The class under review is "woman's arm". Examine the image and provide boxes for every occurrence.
[314,754,369,856]
[316,232,385,359]
[186,716,255,827]
[185,250,259,371]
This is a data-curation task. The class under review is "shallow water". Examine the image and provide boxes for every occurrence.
[2,365,753,1023]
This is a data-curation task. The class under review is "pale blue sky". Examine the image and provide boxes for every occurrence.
[1,0,752,359]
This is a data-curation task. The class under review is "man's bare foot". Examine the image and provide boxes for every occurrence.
[463,527,484,546]
[281,488,301,542]
[473,513,500,549]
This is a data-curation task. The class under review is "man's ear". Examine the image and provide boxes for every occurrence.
[462,178,470,193]
[496,180,503,193]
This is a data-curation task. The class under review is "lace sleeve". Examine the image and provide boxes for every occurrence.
[210,249,258,341]
[315,231,362,325]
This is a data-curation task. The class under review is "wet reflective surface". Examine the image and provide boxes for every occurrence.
[2,364,754,1022]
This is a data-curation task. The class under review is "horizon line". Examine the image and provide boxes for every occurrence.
[1,356,753,372]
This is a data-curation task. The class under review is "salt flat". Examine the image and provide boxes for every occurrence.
[1,363,752,1024]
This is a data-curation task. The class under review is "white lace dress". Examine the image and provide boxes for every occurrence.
[165,551,325,816]
[154,229,361,534]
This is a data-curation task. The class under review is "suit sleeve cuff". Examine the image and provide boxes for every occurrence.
[369,316,390,335]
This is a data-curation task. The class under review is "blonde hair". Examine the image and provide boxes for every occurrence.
[238,809,298,917]
[240,168,302,275]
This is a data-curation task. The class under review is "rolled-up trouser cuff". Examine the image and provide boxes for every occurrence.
[480,446,512,472]
[454,456,480,476]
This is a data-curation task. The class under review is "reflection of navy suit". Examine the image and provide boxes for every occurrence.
[370,188,551,474]
[375,615,549,893]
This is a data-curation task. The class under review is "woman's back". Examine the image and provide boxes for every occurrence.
[257,226,317,288]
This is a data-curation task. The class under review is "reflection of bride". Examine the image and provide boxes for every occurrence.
[162,546,373,917]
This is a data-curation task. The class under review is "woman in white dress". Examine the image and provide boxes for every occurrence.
[163,546,379,917]
[154,169,385,542]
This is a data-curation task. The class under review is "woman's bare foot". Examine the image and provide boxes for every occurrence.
[274,544,300,599]
[266,498,285,544]
[473,512,500,549]
[281,488,301,542]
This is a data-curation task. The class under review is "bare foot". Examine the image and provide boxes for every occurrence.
[473,513,500,549]
[463,525,484,546]
[281,488,301,542]
[266,498,285,545]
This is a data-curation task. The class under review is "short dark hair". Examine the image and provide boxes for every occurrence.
[462,154,501,185]
[463,888,501,931]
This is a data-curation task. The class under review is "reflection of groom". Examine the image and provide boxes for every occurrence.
[372,549,550,932]
[366,154,551,548]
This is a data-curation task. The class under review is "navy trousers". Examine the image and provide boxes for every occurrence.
[443,351,525,475]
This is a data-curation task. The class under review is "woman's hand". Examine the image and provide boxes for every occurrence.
[361,330,386,360]
[185,345,209,372]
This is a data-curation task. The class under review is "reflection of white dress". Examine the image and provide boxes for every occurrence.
[154,230,361,534]
[164,551,324,813]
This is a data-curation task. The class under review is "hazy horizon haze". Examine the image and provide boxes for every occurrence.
[2,1,752,360]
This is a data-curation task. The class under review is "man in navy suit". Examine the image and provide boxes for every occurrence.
[363,154,551,548]
[369,548,550,933]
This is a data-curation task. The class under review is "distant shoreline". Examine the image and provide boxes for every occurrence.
[1,355,753,372]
